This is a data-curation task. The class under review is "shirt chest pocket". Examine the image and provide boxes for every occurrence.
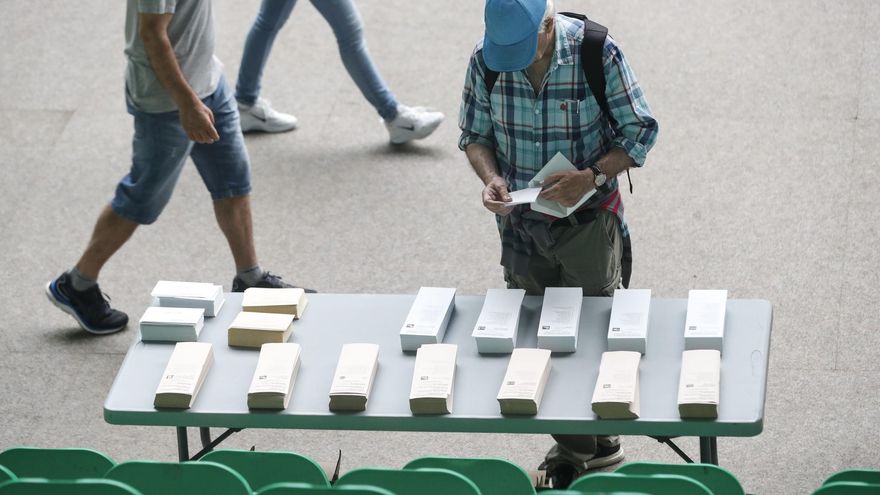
[549,97,602,163]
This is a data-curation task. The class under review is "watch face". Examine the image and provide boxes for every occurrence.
[595,172,607,187]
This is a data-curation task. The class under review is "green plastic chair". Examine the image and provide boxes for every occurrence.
[541,491,649,495]
[812,482,880,495]
[404,456,535,495]
[0,447,115,479]
[105,461,251,495]
[616,462,745,495]
[336,467,480,495]
[0,466,15,484]
[200,449,330,491]
[824,471,880,486]
[569,473,713,495]
[0,478,141,495]
[258,482,396,495]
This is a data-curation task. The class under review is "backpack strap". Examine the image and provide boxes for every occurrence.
[485,66,500,95]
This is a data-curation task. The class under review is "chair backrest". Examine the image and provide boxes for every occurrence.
[404,456,535,495]
[812,482,880,495]
[336,467,480,495]
[257,482,396,495]
[570,473,713,495]
[0,447,115,479]
[540,491,649,495]
[616,462,745,495]
[0,478,141,495]
[105,461,251,495]
[0,466,15,484]
[200,449,330,491]
[824,470,880,486]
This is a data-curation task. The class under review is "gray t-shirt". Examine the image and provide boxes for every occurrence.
[124,0,223,113]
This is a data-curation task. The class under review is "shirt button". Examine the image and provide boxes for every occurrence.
[535,108,540,114]
[535,142,541,148]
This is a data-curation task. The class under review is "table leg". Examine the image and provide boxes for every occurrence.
[199,427,212,449]
[176,427,189,461]
[699,436,718,465]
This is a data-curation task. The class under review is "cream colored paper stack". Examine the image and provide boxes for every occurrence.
[242,287,308,319]
[247,343,302,409]
[677,349,721,419]
[329,343,380,412]
[591,351,641,419]
[154,342,214,409]
[227,311,295,348]
[409,343,457,415]
[497,348,552,415]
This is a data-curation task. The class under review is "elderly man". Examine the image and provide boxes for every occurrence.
[459,0,658,488]
[46,0,307,335]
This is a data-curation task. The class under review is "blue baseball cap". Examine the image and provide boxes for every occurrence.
[483,0,547,72]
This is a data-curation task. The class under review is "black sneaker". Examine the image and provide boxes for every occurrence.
[585,443,625,470]
[544,462,578,490]
[231,271,316,293]
[45,273,129,335]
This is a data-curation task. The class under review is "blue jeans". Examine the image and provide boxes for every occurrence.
[236,0,399,121]
[113,77,252,225]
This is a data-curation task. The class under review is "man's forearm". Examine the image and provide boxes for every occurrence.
[140,18,199,109]
[595,146,635,178]
[465,143,502,185]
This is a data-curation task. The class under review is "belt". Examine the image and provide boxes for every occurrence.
[550,208,599,229]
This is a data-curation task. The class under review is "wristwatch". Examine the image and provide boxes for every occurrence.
[589,164,607,188]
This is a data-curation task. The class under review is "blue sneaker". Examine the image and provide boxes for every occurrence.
[45,273,129,335]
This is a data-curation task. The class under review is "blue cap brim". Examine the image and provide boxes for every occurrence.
[483,31,538,72]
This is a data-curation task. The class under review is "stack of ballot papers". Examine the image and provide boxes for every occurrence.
[227,311,295,348]
[399,287,456,351]
[684,290,728,352]
[591,351,641,419]
[472,288,526,354]
[139,306,205,342]
[151,280,224,317]
[247,343,302,409]
[677,349,722,419]
[606,289,652,354]
[537,287,583,352]
[527,152,596,218]
[409,344,457,415]
[242,287,308,319]
[329,343,380,412]
[497,348,552,415]
[154,342,213,409]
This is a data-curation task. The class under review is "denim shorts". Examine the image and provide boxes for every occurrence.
[111,77,252,225]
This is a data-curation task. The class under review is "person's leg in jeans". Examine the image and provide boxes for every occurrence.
[236,0,298,106]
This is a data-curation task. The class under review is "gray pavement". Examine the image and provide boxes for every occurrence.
[1,1,878,494]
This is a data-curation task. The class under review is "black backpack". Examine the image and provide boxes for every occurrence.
[483,13,634,289]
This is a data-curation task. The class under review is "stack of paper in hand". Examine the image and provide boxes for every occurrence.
[497,348,552,415]
[242,287,308,319]
[684,290,728,352]
[228,311,294,348]
[247,343,302,409]
[472,288,525,354]
[527,152,597,218]
[151,280,224,317]
[329,343,380,412]
[399,287,456,351]
[591,351,641,419]
[537,287,583,352]
[154,342,214,409]
[677,349,721,419]
[409,343,457,415]
[606,289,651,354]
[139,306,205,342]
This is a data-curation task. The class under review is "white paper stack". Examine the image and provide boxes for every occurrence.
[242,287,308,319]
[329,343,380,412]
[409,343,457,415]
[678,349,722,419]
[537,287,583,352]
[399,287,456,351]
[497,348,552,415]
[247,343,302,409]
[154,342,213,409]
[472,288,526,354]
[684,290,728,352]
[607,289,652,354]
[591,351,641,419]
[151,280,225,317]
[139,306,205,342]
[227,311,295,348]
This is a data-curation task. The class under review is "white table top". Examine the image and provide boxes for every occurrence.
[104,293,772,437]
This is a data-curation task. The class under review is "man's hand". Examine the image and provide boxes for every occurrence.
[482,176,514,216]
[539,170,594,207]
[180,101,219,144]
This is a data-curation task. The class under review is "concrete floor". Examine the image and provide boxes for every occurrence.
[1,1,878,493]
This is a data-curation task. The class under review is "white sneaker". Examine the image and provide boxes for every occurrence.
[384,104,444,144]
[238,98,298,133]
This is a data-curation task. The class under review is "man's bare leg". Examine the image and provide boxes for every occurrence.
[213,194,258,272]
[75,205,139,280]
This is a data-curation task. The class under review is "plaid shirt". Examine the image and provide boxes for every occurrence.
[458,15,658,272]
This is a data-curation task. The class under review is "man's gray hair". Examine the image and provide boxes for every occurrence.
[538,0,555,33]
